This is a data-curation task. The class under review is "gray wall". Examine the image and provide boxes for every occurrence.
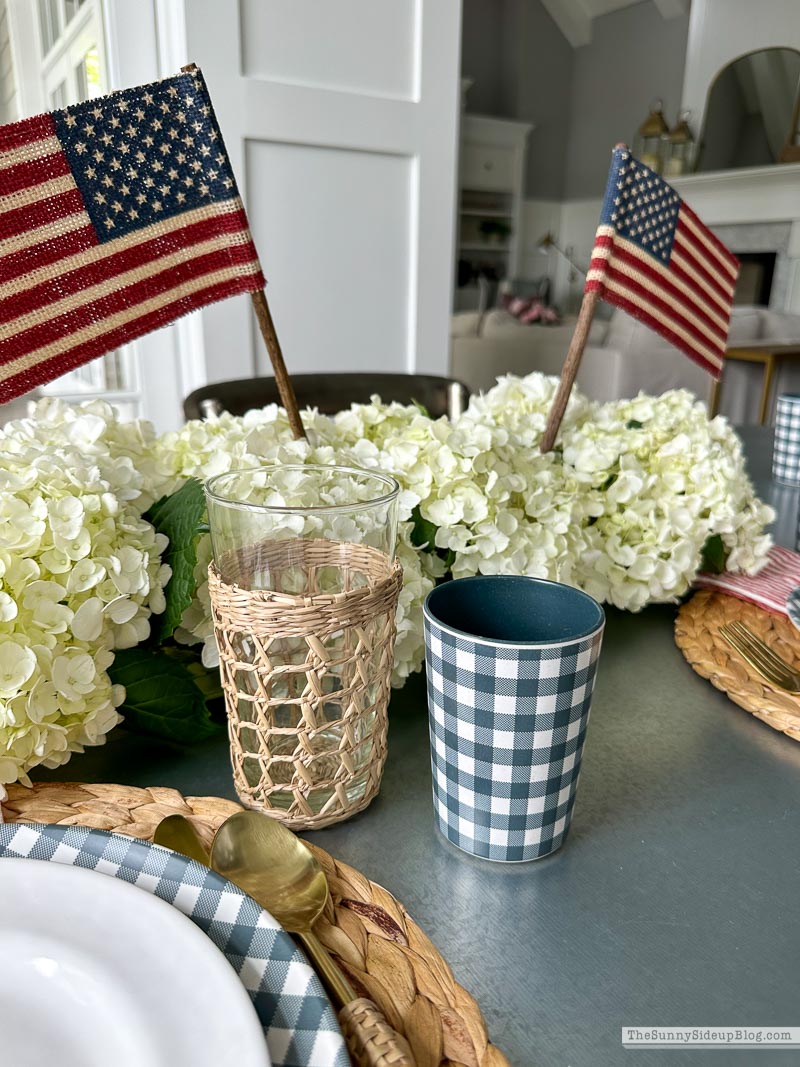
[563,3,690,198]
[461,0,573,199]
[460,0,505,115]
[501,0,573,199]
[461,1,691,201]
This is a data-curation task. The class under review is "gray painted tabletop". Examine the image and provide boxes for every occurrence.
[34,426,800,1067]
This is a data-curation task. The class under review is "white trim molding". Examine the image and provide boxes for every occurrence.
[671,164,800,226]
[154,0,189,76]
[6,0,44,116]
[101,0,205,429]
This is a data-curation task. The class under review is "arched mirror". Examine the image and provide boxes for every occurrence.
[696,48,800,171]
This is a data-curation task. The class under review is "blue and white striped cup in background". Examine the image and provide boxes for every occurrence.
[422,576,605,863]
[773,394,800,486]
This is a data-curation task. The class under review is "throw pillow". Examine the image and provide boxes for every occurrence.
[501,292,560,325]
[519,301,560,325]
[503,294,533,318]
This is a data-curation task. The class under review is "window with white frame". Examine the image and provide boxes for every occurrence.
[3,0,143,419]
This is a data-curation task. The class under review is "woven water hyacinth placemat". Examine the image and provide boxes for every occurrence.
[675,590,800,741]
[1,781,510,1067]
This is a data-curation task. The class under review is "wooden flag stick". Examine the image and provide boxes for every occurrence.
[540,288,600,453]
[251,290,306,440]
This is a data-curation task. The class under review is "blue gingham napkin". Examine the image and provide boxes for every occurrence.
[0,822,349,1067]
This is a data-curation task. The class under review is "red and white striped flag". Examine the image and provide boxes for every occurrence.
[695,545,800,616]
[0,67,264,400]
[586,145,739,379]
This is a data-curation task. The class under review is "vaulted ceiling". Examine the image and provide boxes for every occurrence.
[541,0,690,48]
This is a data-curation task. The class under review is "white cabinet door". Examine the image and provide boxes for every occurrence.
[459,143,516,192]
[183,0,462,381]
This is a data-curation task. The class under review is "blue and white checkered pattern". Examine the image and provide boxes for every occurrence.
[0,823,348,1067]
[773,394,800,485]
[787,585,800,630]
[423,621,604,863]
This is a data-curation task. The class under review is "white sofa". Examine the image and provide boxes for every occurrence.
[451,305,800,422]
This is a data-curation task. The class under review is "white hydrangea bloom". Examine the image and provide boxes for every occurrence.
[151,373,772,689]
[0,398,170,785]
[0,374,773,786]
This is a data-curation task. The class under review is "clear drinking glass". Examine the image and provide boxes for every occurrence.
[205,465,400,820]
[206,464,399,590]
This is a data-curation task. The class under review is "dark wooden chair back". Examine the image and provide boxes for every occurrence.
[184,373,470,421]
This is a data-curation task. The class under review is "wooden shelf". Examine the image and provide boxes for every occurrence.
[455,115,531,299]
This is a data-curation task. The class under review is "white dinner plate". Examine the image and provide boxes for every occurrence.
[0,858,271,1067]
[787,586,800,632]
[0,824,348,1066]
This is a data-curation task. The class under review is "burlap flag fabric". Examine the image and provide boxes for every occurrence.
[0,67,264,400]
[586,145,739,380]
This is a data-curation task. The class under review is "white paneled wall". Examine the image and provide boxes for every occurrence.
[239,0,419,100]
[185,0,462,384]
[248,142,413,374]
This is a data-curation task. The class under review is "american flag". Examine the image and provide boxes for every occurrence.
[586,145,739,379]
[0,67,264,401]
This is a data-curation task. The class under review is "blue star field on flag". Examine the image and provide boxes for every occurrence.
[598,146,681,265]
[52,69,239,242]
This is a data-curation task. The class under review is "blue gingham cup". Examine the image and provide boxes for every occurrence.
[773,394,800,485]
[423,576,605,863]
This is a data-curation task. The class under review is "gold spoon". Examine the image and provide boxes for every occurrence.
[155,811,416,1066]
[210,810,353,1004]
[153,813,211,866]
[156,812,348,998]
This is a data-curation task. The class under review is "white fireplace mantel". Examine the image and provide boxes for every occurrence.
[671,164,800,228]
[533,168,800,314]
[671,164,800,314]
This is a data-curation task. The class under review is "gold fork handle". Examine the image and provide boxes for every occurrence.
[297,928,355,1005]
[298,930,417,1065]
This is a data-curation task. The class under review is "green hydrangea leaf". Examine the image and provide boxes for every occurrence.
[145,477,206,641]
[700,533,728,574]
[110,646,220,744]
[162,643,223,703]
[410,505,438,551]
